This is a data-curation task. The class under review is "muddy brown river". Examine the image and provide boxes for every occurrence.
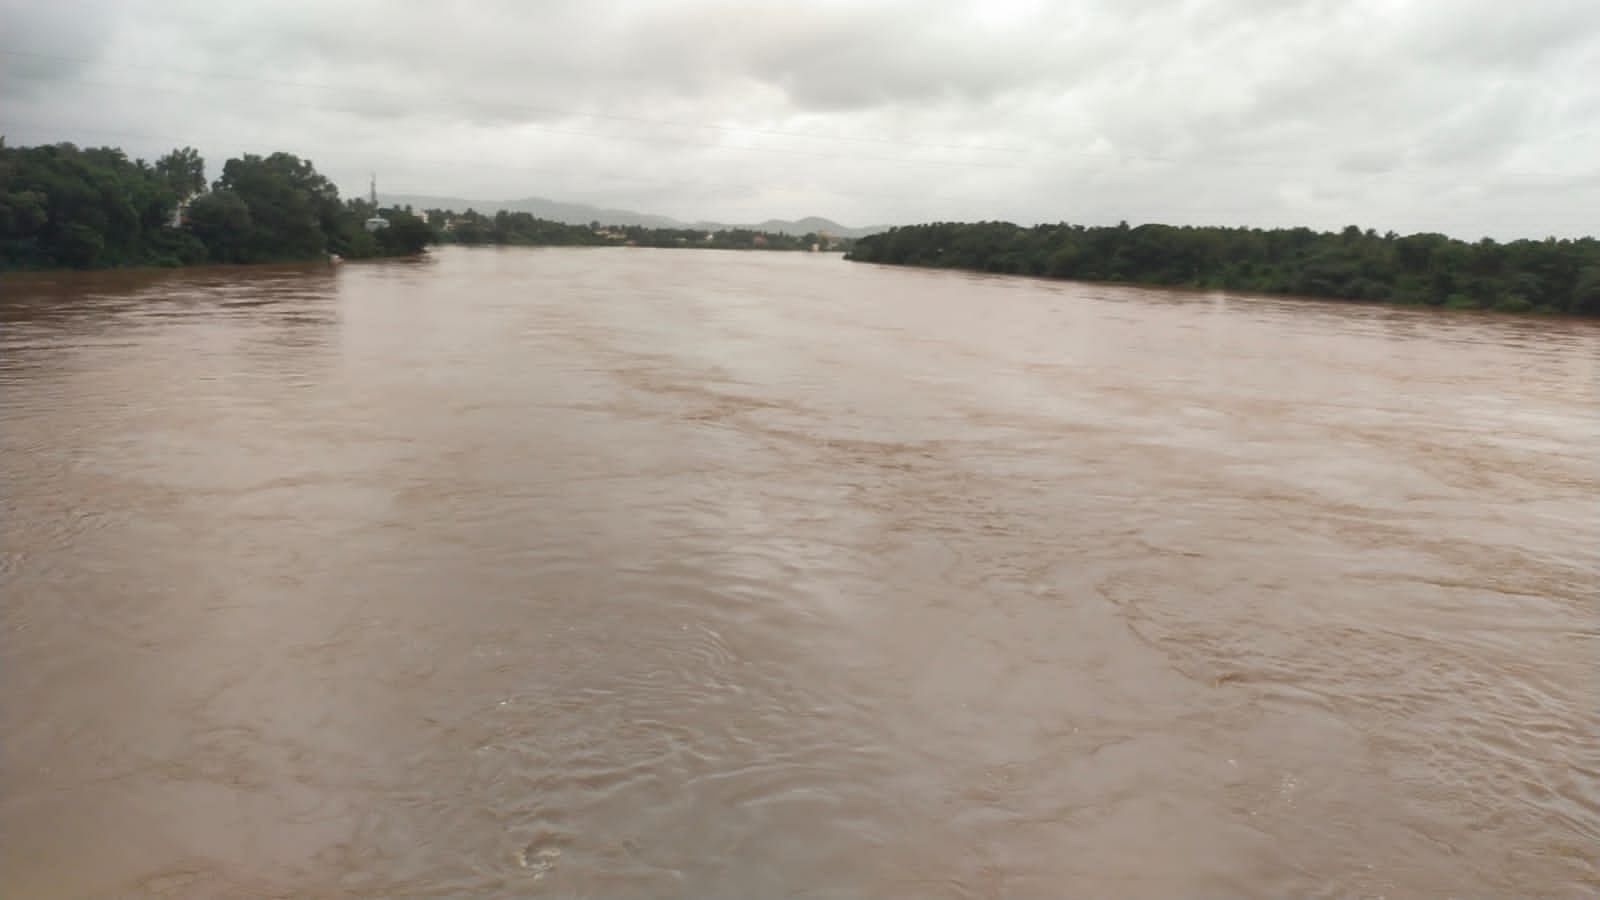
[1,247,1596,898]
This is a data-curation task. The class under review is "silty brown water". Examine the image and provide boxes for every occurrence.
[2,247,1596,897]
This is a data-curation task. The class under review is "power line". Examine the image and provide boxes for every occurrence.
[0,122,944,229]
[4,70,1040,171]
[6,118,1597,238]
[6,46,1593,183]
[9,109,1599,211]
[0,119,917,203]
[0,47,1032,156]
[4,132,1590,237]
[8,118,1589,236]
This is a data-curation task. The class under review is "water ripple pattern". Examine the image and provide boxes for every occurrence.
[2,248,1597,898]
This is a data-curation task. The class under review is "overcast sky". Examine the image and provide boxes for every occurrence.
[4,0,1598,238]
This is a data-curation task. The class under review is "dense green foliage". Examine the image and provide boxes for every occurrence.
[425,208,847,252]
[848,221,1600,315]
[0,140,427,270]
[1,141,207,268]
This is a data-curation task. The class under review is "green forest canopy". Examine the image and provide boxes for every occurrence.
[847,221,1600,315]
[0,140,428,270]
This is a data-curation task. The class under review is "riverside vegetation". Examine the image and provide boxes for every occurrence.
[0,141,429,269]
[10,136,1597,316]
[0,140,844,272]
[847,221,1600,314]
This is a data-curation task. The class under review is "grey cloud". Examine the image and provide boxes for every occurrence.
[1413,84,1536,166]
[1406,0,1600,70]
[0,0,121,94]
[2,0,1598,238]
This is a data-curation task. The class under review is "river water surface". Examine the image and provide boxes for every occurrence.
[2,247,1597,898]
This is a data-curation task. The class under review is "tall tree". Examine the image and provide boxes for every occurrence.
[212,152,338,262]
[155,146,206,200]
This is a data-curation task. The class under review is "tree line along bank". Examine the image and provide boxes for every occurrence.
[847,221,1600,315]
[0,140,846,272]
[0,140,428,270]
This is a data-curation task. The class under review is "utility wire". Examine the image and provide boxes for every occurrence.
[0,119,917,203]
[5,47,1598,182]
[0,47,1031,155]
[5,118,1588,234]
[5,119,1596,233]
[3,70,1036,171]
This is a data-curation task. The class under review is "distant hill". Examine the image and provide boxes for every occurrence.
[726,216,890,239]
[381,193,886,238]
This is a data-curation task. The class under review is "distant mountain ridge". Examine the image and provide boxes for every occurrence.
[380,193,887,239]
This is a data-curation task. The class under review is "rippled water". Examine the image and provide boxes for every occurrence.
[2,247,1597,898]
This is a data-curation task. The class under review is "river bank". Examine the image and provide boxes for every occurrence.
[847,221,1600,315]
